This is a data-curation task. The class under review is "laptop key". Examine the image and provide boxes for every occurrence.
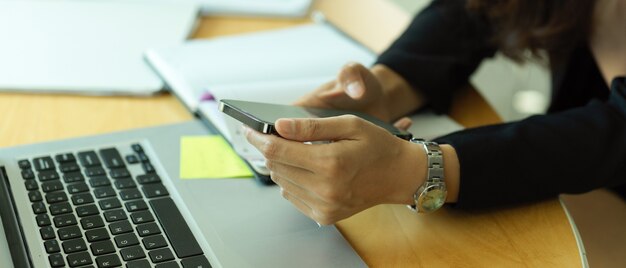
[131,211,154,224]
[109,168,131,179]
[126,155,139,164]
[142,184,168,198]
[142,162,156,173]
[181,255,211,268]
[136,174,161,184]
[95,254,122,268]
[67,182,89,194]
[44,239,61,253]
[90,240,115,256]
[38,170,60,181]
[142,235,167,250]
[89,176,111,188]
[46,192,68,203]
[24,179,38,190]
[125,200,148,212]
[85,228,110,242]
[149,248,175,263]
[58,226,82,240]
[40,226,56,240]
[62,238,87,253]
[33,156,55,171]
[59,163,80,173]
[104,209,127,222]
[54,214,77,228]
[94,187,116,199]
[76,204,99,217]
[49,253,65,267]
[138,153,149,163]
[32,202,47,214]
[99,198,122,210]
[67,251,93,267]
[137,222,161,237]
[115,233,139,248]
[63,172,85,183]
[72,193,95,205]
[18,159,31,169]
[78,151,101,167]
[55,153,76,164]
[120,189,142,201]
[114,179,136,190]
[100,148,126,169]
[21,169,35,180]
[50,202,72,215]
[150,198,203,258]
[85,166,106,177]
[28,190,43,202]
[131,144,144,153]
[81,215,105,229]
[42,181,63,193]
[36,214,51,226]
[127,259,151,268]
[121,245,146,261]
[155,261,179,268]
[109,220,133,235]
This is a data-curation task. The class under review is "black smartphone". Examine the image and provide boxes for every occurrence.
[218,99,413,140]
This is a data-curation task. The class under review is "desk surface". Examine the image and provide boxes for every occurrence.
[0,14,581,267]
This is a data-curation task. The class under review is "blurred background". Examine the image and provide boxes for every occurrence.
[392,0,551,122]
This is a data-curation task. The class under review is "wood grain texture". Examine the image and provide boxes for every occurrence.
[0,5,581,267]
[0,92,191,147]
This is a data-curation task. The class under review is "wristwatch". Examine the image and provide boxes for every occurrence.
[408,139,447,213]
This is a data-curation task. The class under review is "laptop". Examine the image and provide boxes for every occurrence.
[0,120,366,267]
[0,1,199,96]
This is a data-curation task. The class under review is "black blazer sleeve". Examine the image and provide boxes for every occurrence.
[435,78,626,209]
[376,0,496,113]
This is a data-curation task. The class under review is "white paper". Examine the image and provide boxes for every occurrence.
[146,23,376,110]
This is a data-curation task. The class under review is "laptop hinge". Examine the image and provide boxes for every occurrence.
[0,166,33,268]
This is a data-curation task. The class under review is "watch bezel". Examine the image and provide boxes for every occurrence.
[415,181,447,213]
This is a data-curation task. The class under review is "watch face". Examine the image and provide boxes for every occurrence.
[418,185,447,213]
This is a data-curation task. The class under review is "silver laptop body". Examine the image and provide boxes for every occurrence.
[0,120,365,267]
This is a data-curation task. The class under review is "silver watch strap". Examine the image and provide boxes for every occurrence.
[423,142,444,183]
[408,139,447,213]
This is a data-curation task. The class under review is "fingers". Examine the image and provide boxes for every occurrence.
[277,176,341,226]
[280,189,315,221]
[393,117,412,131]
[267,161,317,190]
[245,127,321,171]
[274,115,364,142]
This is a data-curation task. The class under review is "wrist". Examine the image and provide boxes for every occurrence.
[388,139,428,205]
[371,64,425,120]
[390,141,460,206]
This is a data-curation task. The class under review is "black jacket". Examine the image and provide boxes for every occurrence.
[376,0,626,209]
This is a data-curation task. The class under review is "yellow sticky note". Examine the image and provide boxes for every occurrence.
[180,135,253,179]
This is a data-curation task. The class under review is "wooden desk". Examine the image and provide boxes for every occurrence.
[0,14,581,268]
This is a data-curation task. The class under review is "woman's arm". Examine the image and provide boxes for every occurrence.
[437,78,626,209]
[377,0,496,114]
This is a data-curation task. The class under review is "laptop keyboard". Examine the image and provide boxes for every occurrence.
[18,143,211,268]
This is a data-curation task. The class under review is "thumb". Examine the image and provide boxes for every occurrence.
[338,62,368,99]
[274,115,362,142]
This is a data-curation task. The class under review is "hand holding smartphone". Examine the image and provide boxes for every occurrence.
[219,99,412,140]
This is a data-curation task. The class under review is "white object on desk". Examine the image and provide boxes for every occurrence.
[0,0,198,95]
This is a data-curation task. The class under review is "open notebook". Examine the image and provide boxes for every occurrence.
[145,23,462,177]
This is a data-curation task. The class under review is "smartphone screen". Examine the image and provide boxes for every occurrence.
[219,99,412,140]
